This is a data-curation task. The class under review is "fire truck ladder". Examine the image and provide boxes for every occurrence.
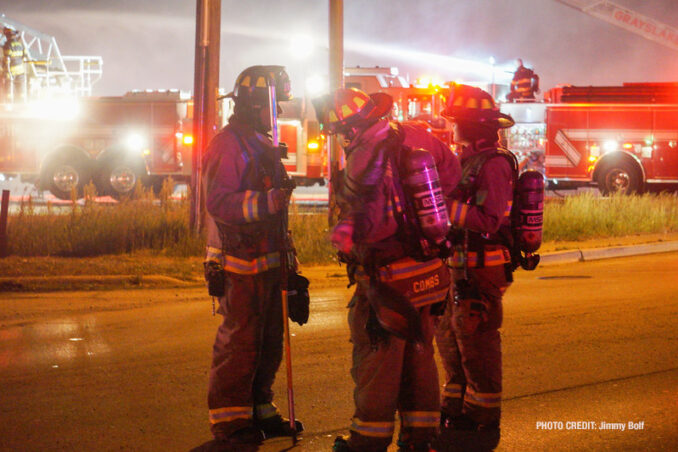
[555,0,678,51]
[0,14,103,97]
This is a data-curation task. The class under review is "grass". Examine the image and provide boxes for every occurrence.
[543,192,678,242]
[2,180,335,265]
[5,180,202,258]
[2,189,677,278]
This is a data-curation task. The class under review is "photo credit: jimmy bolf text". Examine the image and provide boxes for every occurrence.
[536,421,645,430]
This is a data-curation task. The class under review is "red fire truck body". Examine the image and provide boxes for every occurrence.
[345,67,454,147]
[0,91,193,199]
[501,83,678,193]
[278,99,325,186]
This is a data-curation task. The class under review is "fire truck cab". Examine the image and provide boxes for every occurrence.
[501,83,678,194]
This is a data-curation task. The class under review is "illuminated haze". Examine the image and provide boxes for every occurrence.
[2,0,677,97]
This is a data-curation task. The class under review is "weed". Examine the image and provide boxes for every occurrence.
[5,192,678,265]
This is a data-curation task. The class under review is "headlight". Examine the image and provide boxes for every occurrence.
[125,133,146,152]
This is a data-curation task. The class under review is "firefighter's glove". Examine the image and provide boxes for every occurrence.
[277,142,289,159]
[430,297,448,316]
[287,273,310,326]
[204,261,226,298]
[331,220,354,255]
[437,239,453,260]
[267,188,293,215]
[452,280,488,337]
[446,228,465,247]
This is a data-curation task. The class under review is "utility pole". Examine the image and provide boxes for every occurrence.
[328,0,344,227]
[191,0,221,233]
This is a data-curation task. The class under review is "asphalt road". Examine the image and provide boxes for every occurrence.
[1,253,677,451]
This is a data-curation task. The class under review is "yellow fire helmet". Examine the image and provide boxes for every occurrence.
[313,88,393,134]
[442,84,514,129]
[226,65,292,106]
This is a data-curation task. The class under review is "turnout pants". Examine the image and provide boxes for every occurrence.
[347,286,440,451]
[434,265,510,427]
[208,269,284,438]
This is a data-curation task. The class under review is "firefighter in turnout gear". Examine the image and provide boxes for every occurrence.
[507,58,539,102]
[2,27,26,103]
[433,85,517,452]
[196,65,303,451]
[314,88,460,452]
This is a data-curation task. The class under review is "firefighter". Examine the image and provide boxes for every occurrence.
[2,27,26,103]
[433,85,517,452]
[196,65,302,451]
[314,88,459,452]
[507,58,539,102]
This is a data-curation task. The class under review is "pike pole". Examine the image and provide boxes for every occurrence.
[268,82,298,442]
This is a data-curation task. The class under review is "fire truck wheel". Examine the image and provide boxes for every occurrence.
[41,150,93,200]
[96,158,147,199]
[597,160,642,195]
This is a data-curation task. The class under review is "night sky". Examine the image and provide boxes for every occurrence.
[2,0,677,97]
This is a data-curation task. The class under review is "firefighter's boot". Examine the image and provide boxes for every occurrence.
[476,422,501,451]
[440,413,478,430]
[257,414,304,438]
[332,435,389,452]
[433,420,500,452]
[396,438,433,451]
[191,426,265,452]
[332,436,352,452]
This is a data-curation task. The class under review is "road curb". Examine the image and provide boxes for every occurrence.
[540,241,678,266]
[0,274,200,292]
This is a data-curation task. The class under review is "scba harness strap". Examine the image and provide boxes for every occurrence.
[453,146,519,271]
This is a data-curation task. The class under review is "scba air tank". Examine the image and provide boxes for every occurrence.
[402,148,449,244]
[515,170,544,253]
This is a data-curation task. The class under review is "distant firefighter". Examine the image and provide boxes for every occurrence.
[2,27,27,102]
[507,58,539,102]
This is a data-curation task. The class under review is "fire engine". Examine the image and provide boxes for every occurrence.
[501,83,678,194]
[276,98,325,186]
[234,67,454,188]
[1,90,194,200]
[0,16,195,199]
[344,66,454,147]
[4,91,195,199]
